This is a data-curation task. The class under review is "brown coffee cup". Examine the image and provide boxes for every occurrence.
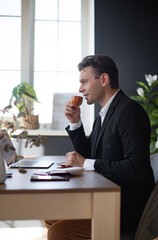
[70,96,83,107]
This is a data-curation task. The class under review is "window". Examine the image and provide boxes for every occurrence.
[0,0,94,130]
[34,0,82,124]
[0,0,21,114]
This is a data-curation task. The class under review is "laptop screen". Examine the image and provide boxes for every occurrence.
[0,130,17,165]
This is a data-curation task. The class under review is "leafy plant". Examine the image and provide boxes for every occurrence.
[131,74,158,154]
[9,82,39,116]
[0,105,48,173]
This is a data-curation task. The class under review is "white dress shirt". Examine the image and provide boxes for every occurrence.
[69,90,119,170]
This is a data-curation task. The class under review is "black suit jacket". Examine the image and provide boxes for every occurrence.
[66,90,155,233]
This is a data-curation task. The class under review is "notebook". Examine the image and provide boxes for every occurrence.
[0,130,54,169]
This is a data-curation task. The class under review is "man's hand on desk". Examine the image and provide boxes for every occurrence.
[65,151,85,167]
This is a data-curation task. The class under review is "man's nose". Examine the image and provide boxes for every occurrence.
[79,85,83,93]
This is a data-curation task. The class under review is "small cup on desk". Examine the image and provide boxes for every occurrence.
[70,96,83,107]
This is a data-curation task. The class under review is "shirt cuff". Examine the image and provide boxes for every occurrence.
[69,119,82,130]
[83,159,95,171]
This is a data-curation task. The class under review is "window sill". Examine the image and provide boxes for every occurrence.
[12,129,68,136]
[12,129,91,136]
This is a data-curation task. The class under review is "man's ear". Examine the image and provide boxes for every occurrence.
[100,73,110,86]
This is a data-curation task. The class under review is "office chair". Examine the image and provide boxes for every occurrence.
[121,181,158,240]
[134,181,158,240]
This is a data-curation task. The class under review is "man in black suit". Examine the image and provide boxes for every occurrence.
[44,55,155,240]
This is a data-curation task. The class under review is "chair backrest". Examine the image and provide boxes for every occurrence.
[134,181,158,240]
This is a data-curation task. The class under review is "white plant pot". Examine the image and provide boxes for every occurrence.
[0,145,7,184]
[150,152,158,183]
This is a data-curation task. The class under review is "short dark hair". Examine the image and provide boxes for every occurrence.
[78,55,119,89]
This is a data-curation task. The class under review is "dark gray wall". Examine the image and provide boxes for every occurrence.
[95,0,158,97]
[45,0,158,155]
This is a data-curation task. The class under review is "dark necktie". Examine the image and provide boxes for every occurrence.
[91,115,101,158]
[95,115,101,142]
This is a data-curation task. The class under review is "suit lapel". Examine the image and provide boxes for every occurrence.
[92,90,125,158]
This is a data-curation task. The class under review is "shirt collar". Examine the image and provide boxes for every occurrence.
[99,90,119,125]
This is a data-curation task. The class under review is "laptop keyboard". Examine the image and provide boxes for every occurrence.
[14,160,39,167]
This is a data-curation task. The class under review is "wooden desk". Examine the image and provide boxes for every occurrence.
[0,156,120,240]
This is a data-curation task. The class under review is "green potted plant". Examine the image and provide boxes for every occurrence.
[9,82,40,129]
[0,106,48,173]
[131,74,158,154]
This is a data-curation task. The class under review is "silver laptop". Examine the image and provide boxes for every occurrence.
[0,130,54,169]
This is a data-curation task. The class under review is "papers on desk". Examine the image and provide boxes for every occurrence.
[33,167,84,176]
[48,167,84,174]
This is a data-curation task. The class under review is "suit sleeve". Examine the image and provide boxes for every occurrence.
[65,124,91,158]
